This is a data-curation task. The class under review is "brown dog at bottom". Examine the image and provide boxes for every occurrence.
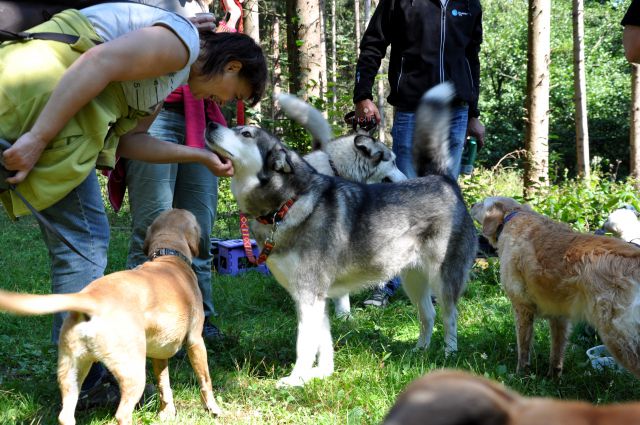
[0,209,220,425]
[383,369,640,425]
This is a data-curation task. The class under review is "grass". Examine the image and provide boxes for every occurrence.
[1,190,640,424]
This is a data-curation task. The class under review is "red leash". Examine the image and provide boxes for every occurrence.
[238,197,297,265]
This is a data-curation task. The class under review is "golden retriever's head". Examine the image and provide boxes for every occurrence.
[470,197,531,246]
[143,209,201,260]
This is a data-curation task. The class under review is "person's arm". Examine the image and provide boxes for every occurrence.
[117,112,234,177]
[353,0,392,122]
[3,25,190,184]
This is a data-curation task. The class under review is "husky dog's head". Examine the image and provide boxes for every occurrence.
[332,131,406,183]
[205,122,313,217]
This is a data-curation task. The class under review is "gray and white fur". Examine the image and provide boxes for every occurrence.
[206,82,477,388]
[278,93,407,317]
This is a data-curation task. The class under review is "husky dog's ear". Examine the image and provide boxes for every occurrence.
[354,135,381,162]
[271,148,294,174]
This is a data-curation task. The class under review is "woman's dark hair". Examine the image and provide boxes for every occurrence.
[198,32,267,106]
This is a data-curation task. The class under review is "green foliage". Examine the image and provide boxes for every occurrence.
[462,165,640,233]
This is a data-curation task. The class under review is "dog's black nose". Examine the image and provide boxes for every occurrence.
[207,121,219,132]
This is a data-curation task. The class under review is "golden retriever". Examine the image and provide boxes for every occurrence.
[471,196,640,377]
[383,369,640,425]
[0,209,221,425]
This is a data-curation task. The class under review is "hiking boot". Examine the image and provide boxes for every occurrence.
[363,288,390,308]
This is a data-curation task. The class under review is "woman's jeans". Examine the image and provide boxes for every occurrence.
[39,171,109,343]
[125,109,218,319]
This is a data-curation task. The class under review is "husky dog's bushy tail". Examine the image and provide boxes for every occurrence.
[412,82,455,177]
[277,93,333,149]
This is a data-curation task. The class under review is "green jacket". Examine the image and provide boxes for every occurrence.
[0,9,143,217]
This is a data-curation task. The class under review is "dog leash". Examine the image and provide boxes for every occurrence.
[239,197,298,265]
[0,139,100,266]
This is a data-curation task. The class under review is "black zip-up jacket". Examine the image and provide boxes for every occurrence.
[353,0,483,117]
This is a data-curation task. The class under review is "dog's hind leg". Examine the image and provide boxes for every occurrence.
[277,297,331,387]
[57,352,92,425]
[186,336,222,415]
[512,303,535,374]
[547,317,571,377]
[402,268,436,350]
[151,358,176,420]
[109,356,146,425]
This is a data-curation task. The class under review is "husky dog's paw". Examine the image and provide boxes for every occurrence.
[276,374,307,388]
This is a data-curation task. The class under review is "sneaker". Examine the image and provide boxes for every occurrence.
[76,370,120,411]
[202,321,224,344]
[76,367,155,411]
[363,288,390,308]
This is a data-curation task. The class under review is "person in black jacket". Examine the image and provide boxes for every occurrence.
[623,0,640,64]
[353,0,485,307]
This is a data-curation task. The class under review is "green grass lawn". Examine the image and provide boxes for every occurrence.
[1,209,639,424]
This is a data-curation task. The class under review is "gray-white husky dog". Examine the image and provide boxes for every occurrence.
[278,93,407,317]
[206,83,477,387]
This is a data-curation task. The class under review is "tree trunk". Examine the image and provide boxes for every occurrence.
[523,0,551,200]
[631,65,640,181]
[286,0,301,94]
[243,0,261,123]
[355,0,361,54]
[572,0,590,179]
[287,0,327,101]
[331,0,337,110]
[272,15,282,122]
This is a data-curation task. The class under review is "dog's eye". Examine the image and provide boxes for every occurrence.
[241,131,252,138]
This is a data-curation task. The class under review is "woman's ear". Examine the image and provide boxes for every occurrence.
[225,60,242,73]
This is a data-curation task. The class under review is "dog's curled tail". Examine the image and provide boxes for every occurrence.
[0,289,95,316]
[277,93,333,149]
[412,82,455,177]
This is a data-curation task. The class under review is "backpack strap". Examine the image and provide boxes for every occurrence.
[0,28,101,44]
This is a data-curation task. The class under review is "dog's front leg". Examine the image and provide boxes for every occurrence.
[185,337,222,415]
[277,297,333,388]
[547,317,570,377]
[151,358,176,420]
[512,303,535,374]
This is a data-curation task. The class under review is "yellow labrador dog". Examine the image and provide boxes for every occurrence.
[471,196,640,377]
[384,369,640,425]
[0,209,221,425]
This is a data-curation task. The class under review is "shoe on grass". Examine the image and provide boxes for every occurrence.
[76,368,155,411]
[363,288,390,308]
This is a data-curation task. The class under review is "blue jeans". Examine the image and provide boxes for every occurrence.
[125,110,218,319]
[381,105,469,295]
[391,105,469,179]
[39,171,109,343]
